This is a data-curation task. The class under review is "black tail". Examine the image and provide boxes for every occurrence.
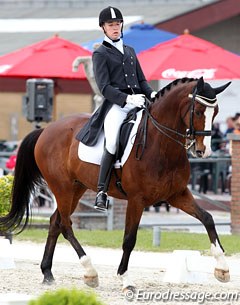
[0,128,44,234]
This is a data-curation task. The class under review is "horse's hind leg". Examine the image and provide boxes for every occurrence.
[41,209,61,284]
[41,185,98,287]
[169,188,230,283]
[59,193,99,288]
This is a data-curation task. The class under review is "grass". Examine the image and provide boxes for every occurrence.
[14,228,240,255]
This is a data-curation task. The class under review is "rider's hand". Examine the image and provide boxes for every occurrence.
[126,94,145,108]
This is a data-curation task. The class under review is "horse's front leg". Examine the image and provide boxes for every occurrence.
[117,198,144,292]
[169,188,230,283]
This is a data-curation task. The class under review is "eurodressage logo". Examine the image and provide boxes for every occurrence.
[124,289,240,303]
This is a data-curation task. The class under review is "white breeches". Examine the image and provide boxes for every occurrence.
[104,103,136,155]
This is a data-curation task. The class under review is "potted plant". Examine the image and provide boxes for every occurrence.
[0,174,13,243]
[28,288,106,305]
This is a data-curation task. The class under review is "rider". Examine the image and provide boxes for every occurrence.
[77,6,157,211]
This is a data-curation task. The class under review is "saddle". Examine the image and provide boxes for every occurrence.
[78,108,144,167]
[116,107,139,162]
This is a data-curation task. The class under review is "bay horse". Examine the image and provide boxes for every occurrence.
[0,77,231,291]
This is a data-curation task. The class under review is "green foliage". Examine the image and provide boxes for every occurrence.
[15,228,240,255]
[0,174,13,215]
[28,288,106,305]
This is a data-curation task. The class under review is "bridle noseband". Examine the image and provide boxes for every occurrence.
[187,87,217,138]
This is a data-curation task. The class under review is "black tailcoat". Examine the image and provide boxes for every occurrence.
[76,41,153,146]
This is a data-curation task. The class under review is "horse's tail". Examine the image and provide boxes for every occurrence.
[0,128,44,234]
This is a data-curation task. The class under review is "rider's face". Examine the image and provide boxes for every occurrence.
[103,21,122,40]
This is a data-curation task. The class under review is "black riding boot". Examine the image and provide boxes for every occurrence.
[94,149,115,212]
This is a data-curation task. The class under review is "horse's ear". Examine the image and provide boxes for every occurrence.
[196,76,204,92]
[214,82,231,95]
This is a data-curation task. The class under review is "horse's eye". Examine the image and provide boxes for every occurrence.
[195,110,202,117]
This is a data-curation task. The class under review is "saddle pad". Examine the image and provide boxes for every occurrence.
[78,110,143,168]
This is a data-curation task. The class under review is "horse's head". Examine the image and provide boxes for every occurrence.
[184,77,231,158]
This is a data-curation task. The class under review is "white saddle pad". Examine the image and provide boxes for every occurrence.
[78,110,143,168]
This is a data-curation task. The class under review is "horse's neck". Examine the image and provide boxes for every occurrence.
[151,94,185,133]
[146,87,190,161]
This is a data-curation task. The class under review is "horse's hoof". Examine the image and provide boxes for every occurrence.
[214,268,230,283]
[123,286,136,302]
[123,285,136,293]
[42,277,55,285]
[83,275,99,288]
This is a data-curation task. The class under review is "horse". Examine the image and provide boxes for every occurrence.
[0,77,231,292]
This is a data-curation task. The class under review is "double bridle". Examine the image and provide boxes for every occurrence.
[139,86,218,153]
[187,87,218,138]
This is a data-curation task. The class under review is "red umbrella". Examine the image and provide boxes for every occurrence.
[138,34,240,80]
[0,36,93,121]
[0,35,92,79]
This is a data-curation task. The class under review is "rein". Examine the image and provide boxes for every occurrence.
[144,106,189,147]
[136,102,192,160]
[135,87,218,160]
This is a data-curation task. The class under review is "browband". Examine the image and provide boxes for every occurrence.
[188,94,218,107]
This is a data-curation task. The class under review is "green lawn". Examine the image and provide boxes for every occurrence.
[14,228,240,255]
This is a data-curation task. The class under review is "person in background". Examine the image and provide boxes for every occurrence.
[77,6,157,211]
[233,113,240,134]
[223,116,235,137]
[211,123,223,152]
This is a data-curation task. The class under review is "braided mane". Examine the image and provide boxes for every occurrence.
[156,77,197,98]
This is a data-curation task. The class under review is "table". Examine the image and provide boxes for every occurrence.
[189,157,231,194]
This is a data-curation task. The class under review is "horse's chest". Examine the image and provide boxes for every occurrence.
[159,160,190,190]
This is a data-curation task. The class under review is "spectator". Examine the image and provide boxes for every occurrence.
[223,116,235,137]
[211,123,223,152]
[233,113,240,134]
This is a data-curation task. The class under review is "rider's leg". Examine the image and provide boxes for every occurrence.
[94,104,133,211]
[94,148,115,211]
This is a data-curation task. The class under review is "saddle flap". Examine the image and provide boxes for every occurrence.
[78,109,143,168]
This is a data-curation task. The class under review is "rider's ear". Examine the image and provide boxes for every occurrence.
[196,77,204,92]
